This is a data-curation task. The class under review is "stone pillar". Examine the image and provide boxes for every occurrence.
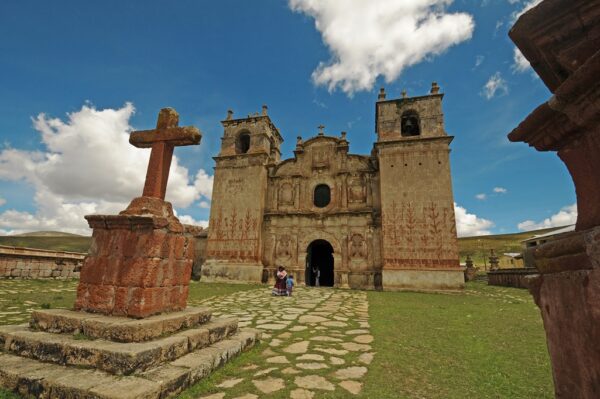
[76,197,194,318]
[508,1,600,396]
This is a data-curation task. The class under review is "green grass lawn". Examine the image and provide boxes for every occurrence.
[363,281,553,398]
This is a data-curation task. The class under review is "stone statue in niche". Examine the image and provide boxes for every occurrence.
[349,234,366,259]
[276,234,292,259]
[348,176,366,203]
[312,146,329,168]
[279,182,294,206]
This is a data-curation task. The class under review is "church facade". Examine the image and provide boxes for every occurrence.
[201,83,463,291]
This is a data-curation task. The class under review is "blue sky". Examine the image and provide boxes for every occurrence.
[0,0,575,236]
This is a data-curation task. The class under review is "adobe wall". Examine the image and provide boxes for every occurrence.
[0,245,85,279]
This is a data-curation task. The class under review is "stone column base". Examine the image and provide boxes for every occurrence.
[200,261,264,283]
[529,226,600,398]
[382,269,465,291]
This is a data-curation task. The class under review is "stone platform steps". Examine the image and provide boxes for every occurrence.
[0,317,238,375]
[0,307,261,398]
[0,330,259,399]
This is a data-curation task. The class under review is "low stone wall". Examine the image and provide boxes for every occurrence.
[487,268,538,289]
[0,245,85,279]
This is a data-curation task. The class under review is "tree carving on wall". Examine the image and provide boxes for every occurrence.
[382,200,457,269]
[207,207,260,261]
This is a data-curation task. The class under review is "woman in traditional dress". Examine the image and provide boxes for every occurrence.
[272,266,288,296]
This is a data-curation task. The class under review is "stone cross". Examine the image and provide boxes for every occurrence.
[130,108,201,200]
[318,124,325,135]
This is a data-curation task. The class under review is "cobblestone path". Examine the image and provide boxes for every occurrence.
[187,287,373,398]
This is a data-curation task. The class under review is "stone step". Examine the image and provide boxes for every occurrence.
[0,328,261,399]
[0,317,238,375]
[30,306,212,342]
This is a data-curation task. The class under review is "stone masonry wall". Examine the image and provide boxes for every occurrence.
[0,245,85,279]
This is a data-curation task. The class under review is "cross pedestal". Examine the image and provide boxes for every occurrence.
[75,108,202,318]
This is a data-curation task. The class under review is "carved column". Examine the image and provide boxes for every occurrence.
[509,1,600,396]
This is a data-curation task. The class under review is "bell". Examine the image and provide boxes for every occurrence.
[404,119,413,128]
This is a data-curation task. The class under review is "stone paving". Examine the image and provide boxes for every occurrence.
[187,287,373,398]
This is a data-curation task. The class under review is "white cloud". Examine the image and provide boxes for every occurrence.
[511,47,532,73]
[178,215,209,228]
[198,201,210,209]
[475,193,487,200]
[511,0,543,23]
[474,55,485,69]
[518,204,577,231]
[507,0,520,4]
[493,187,507,194]
[454,203,494,237]
[0,103,213,235]
[0,197,5,206]
[289,0,474,95]
[482,72,508,99]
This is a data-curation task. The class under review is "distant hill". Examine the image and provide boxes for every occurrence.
[0,235,91,253]
[12,231,86,238]
[457,226,567,267]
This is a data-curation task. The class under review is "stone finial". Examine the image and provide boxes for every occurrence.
[378,87,386,100]
[401,89,407,99]
[296,136,303,146]
[226,109,233,121]
[340,131,347,140]
[431,82,440,94]
[318,124,325,136]
[254,112,259,117]
[262,104,268,116]
[156,108,179,129]
[465,255,474,268]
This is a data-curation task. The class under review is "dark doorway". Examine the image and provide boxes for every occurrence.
[306,240,334,287]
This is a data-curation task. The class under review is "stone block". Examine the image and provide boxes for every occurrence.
[30,307,212,342]
[140,364,191,398]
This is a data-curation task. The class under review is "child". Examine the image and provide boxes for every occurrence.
[286,274,294,296]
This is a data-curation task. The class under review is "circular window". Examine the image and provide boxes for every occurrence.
[313,184,331,208]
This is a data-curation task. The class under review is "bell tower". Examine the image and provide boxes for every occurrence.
[374,83,463,291]
[202,106,283,282]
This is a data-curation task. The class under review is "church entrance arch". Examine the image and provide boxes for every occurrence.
[306,240,334,287]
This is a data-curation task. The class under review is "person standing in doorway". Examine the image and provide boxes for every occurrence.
[312,265,320,287]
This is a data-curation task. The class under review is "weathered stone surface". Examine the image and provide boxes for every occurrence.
[30,307,211,342]
[282,340,309,354]
[290,388,315,399]
[294,375,335,391]
[252,377,285,394]
[334,366,368,379]
[507,2,600,395]
[1,317,238,375]
[339,380,363,395]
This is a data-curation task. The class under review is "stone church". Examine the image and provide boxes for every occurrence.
[200,83,463,291]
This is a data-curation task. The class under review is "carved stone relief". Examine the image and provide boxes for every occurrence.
[278,182,294,206]
[348,175,366,203]
[349,233,366,259]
